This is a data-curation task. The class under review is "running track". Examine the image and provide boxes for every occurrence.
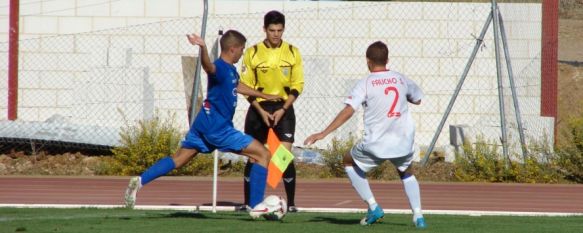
[1,176,582,215]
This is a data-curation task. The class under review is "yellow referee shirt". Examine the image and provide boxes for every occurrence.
[240,41,304,102]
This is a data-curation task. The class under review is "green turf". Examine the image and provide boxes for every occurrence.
[1,208,582,233]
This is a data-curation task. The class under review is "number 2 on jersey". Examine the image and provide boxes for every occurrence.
[384,86,401,118]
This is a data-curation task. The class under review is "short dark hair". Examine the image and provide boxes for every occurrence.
[366,41,389,66]
[264,10,285,28]
[220,30,247,50]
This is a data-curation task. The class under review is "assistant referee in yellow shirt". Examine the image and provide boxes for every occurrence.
[239,10,304,213]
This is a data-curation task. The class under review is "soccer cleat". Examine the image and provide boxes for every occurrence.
[124,176,141,209]
[414,217,427,229]
[360,205,384,225]
[287,206,298,213]
[236,204,250,212]
[249,203,270,219]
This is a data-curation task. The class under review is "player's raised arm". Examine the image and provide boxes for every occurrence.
[186,34,216,75]
[304,105,355,146]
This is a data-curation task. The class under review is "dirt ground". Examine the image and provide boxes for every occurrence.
[557,9,583,144]
[0,4,581,179]
[557,60,583,144]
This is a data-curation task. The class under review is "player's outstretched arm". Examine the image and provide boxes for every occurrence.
[238,82,279,127]
[304,105,355,146]
[405,77,423,105]
[236,83,281,101]
[186,34,216,74]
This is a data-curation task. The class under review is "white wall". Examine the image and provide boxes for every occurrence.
[0,0,547,151]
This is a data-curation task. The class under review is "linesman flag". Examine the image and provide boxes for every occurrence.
[266,128,295,189]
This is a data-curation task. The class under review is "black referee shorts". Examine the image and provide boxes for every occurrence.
[244,101,295,144]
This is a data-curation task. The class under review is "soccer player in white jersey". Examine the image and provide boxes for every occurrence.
[304,41,426,228]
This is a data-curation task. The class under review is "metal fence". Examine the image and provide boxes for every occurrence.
[0,1,549,162]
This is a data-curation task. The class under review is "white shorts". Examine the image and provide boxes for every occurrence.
[350,142,413,173]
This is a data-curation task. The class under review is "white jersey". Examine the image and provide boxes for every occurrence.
[344,70,423,158]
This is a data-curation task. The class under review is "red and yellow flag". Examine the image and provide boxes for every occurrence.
[266,128,295,189]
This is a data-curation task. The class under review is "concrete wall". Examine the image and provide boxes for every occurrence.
[0,0,549,152]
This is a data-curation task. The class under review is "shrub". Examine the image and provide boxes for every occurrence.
[107,109,271,177]
[454,139,508,182]
[319,134,357,178]
[367,161,399,180]
[111,113,183,175]
[554,116,583,182]
[454,137,562,183]
[318,133,404,180]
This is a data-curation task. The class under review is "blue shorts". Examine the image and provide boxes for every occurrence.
[181,124,253,154]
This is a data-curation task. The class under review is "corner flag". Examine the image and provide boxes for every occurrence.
[266,128,294,189]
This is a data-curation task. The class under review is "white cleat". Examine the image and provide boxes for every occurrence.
[124,176,141,209]
[249,203,269,219]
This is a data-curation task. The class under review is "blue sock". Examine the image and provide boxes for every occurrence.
[140,156,175,185]
[248,163,267,208]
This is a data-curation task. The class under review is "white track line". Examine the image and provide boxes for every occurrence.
[1,204,582,217]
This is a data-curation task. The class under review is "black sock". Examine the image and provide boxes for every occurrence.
[243,161,252,206]
[283,161,296,206]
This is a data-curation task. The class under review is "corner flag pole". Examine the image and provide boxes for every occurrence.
[211,29,223,213]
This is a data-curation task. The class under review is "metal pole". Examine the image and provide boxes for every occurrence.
[491,0,510,168]
[8,0,19,120]
[212,149,219,213]
[497,11,528,162]
[421,12,494,166]
[211,29,223,214]
[189,0,209,126]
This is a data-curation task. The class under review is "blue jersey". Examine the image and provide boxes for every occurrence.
[185,58,253,153]
[193,58,239,131]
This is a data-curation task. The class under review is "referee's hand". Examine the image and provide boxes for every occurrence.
[259,109,273,127]
[272,108,285,126]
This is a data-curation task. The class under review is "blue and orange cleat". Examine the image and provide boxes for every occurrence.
[414,217,427,229]
[360,206,384,225]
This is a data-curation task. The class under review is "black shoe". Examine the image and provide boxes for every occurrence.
[287,206,298,213]
[236,205,250,212]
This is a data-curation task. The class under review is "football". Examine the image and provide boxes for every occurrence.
[249,195,287,221]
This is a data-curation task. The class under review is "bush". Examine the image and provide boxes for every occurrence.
[107,109,275,177]
[110,113,215,176]
[111,113,183,175]
[319,134,356,178]
[454,137,562,183]
[554,116,583,182]
[318,134,408,180]
[454,139,508,182]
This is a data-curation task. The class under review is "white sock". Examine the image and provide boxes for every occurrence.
[366,197,378,210]
[402,175,423,219]
[345,166,376,210]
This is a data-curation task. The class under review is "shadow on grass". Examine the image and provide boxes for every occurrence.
[117,211,208,220]
[307,216,359,225]
[137,211,257,222]
[308,216,408,227]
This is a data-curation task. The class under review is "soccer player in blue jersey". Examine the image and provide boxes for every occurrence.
[124,30,280,217]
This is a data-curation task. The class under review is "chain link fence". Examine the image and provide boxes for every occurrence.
[0,1,548,162]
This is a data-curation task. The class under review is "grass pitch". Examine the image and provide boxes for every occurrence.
[1,208,582,233]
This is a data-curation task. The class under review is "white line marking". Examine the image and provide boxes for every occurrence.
[1,204,582,217]
[333,200,352,206]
